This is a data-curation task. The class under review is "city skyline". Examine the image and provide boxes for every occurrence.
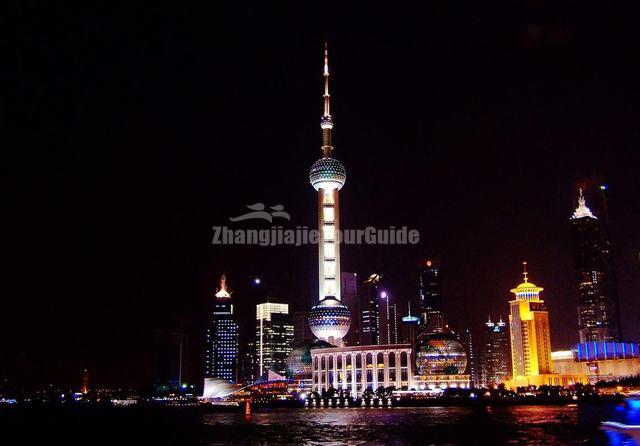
[5,4,640,389]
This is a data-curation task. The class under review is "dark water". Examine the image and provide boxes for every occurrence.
[200,404,628,445]
[3,403,637,445]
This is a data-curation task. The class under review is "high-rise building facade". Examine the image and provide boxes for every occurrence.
[454,328,478,387]
[256,301,294,376]
[379,291,399,345]
[508,263,553,379]
[359,273,382,345]
[293,310,313,345]
[480,317,510,387]
[240,340,256,385]
[341,272,361,346]
[153,328,188,391]
[570,189,621,343]
[307,43,352,347]
[401,302,421,353]
[417,259,442,329]
[204,274,239,383]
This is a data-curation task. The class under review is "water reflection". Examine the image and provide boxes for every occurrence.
[201,405,616,445]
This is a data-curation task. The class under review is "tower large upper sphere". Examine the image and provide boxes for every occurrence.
[309,157,346,191]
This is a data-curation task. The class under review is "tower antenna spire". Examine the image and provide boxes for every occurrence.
[320,41,334,158]
[522,261,528,283]
[323,40,330,118]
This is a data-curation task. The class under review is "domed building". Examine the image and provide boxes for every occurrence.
[415,333,467,376]
[286,338,333,380]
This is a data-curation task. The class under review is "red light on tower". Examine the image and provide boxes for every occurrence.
[81,369,89,394]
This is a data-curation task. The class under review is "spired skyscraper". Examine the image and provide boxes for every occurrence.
[204,274,239,383]
[307,43,352,347]
[570,188,621,343]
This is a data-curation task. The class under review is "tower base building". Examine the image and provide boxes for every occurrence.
[310,344,414,398]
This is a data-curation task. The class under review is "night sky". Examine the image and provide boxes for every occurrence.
[4,2,640,388]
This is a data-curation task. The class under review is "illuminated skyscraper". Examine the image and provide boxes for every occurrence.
[359,273,382,345]
[308,43,351,346]
[480,316,510,387]
[417,259,442,328]
[455,328,478,387]
[570,188,621,343]
[204,274,239,383]
[508,262,553,379]
[379,290,399,345]
[256,301,294,376]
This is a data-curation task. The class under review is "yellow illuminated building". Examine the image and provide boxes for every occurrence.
[505,262,586,389]
[508,263,552,378]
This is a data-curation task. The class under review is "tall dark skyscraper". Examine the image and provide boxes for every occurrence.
[455,328,478,387]
[402,302,421,353]
[417,259,442,328]
[204,274,239,383]
[479,316,510,387]
[153,328,188,391]
[293,310,313,345]
[359,273,382,345]
[570,189,621,343]
[341,272,361,346]
[239,340,256,385]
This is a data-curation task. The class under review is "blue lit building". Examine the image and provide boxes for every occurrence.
[552,341,640,382]
[575,341,639,362]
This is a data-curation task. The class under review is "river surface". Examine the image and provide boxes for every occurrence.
[200,404,636,445]
[3,403,638,445]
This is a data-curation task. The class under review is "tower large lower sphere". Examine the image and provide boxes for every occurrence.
[308,296,351,345]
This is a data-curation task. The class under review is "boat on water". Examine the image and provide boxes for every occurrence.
[601,392,640,445]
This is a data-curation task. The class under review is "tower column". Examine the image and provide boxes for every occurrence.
[308,43,351,347]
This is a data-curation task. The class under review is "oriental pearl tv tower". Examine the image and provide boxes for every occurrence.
[307,43,352,347]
